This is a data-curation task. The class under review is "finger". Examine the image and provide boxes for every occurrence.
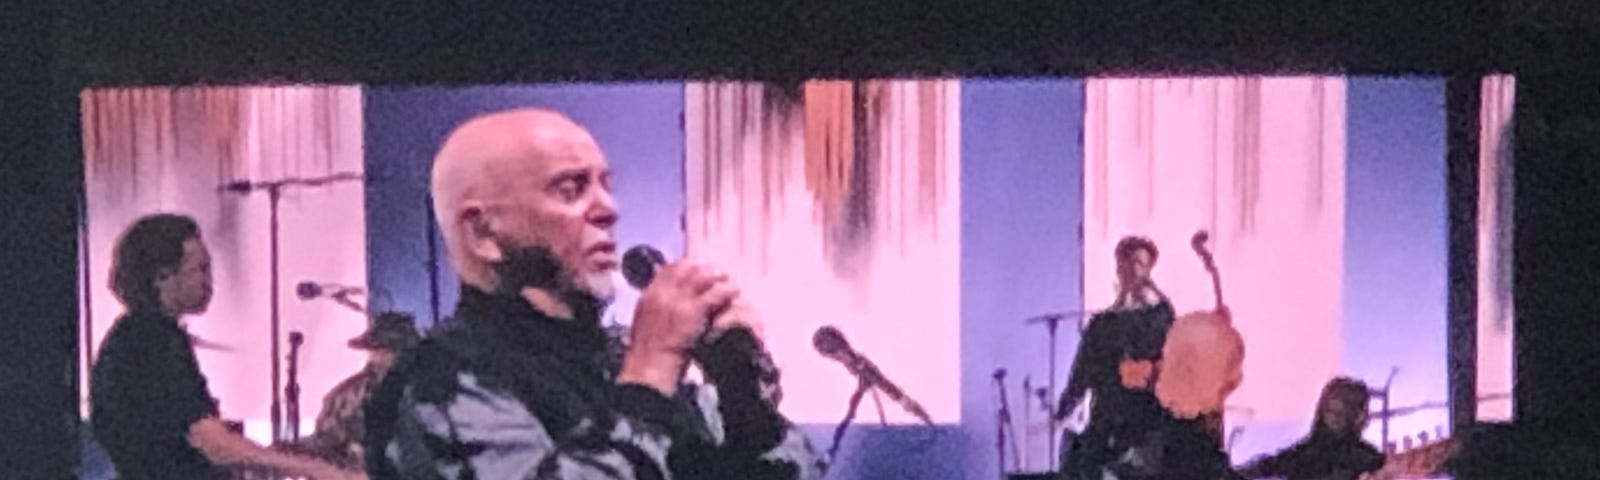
[670,261,714,290]
[674,261,727,294]
[697,282,740,315]
[687,271,731,296]
[710,300,761,335]
[653,261,692,286]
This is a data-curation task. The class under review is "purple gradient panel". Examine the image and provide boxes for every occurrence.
[956,79,1088,478]
[362,84,687,331]
[1342,77,1450,446]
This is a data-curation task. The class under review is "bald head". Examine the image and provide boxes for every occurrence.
[431,108,620,304]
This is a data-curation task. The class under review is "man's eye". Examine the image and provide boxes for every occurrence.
[555,178,586,199]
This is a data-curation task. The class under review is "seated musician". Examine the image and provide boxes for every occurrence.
[1236,377,1386,480]
[90,214,362,480]
[284,311,420,469]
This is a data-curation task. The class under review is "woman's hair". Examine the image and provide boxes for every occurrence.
[1312,376,1373,437]
[1114,235,1159,264]
[110,213,200,312]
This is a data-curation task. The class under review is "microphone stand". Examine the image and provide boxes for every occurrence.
[424,192,442,326]
[1024,312,1078,470]
[329,292,367,314]
[220,172,361,443]
[827,377,873,460]
[286,331,304,442]
[1375,367,1399,452]
[1021,376,1032,469]
[993,370,1020,479]
[1046,317,1058,470]
[870,389,888,426]
[824,360,925,460]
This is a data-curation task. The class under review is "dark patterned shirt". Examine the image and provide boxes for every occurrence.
[308,366,384,469]
[365,287,826,480]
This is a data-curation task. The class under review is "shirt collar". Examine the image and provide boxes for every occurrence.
[453,285,609,357]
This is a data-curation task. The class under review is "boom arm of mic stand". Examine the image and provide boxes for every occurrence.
[270,172,364,189]
[331,293,367,314]
[858,362,934,425]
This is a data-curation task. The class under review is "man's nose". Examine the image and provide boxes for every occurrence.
[589,190,619,228]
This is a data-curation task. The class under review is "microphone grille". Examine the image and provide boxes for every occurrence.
[295,281,321,300]
[812,326,848,356]
[622,245,665,289]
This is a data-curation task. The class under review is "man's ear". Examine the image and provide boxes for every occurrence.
[459,203,505,263]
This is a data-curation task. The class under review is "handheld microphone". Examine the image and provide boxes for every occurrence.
[622,244,767,378]
[621,245,669,290]
[295,281,367,313]
[295,281,365,300]
[813,325,934,424]
[1191,230,1210,253]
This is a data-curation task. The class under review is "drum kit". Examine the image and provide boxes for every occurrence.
[198,288,368,480]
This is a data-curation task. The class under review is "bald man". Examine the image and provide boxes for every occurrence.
[364,109,826,479]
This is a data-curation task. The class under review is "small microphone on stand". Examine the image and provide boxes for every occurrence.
[814,326,933,425]
[295,281,365,300]
[296,281,366,313]
[1191,230,1211,252]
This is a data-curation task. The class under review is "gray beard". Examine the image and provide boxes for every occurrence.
[493,242,599,307]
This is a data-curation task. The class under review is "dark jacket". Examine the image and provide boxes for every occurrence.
[364,286,826,479]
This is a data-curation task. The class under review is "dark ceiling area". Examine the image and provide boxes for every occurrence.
[51,0,1538,85]
[5,1,1597,478]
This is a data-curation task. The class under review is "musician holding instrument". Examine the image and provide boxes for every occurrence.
[1235,377,1386,480]
[1054,235,1240,480]
[90,214,364,480]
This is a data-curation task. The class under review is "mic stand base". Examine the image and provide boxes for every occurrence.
[870,389,888,426]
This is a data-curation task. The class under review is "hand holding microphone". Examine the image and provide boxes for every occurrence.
[617,245,763,396]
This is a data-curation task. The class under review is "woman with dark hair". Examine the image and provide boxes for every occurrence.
[1236,377,1387,480]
